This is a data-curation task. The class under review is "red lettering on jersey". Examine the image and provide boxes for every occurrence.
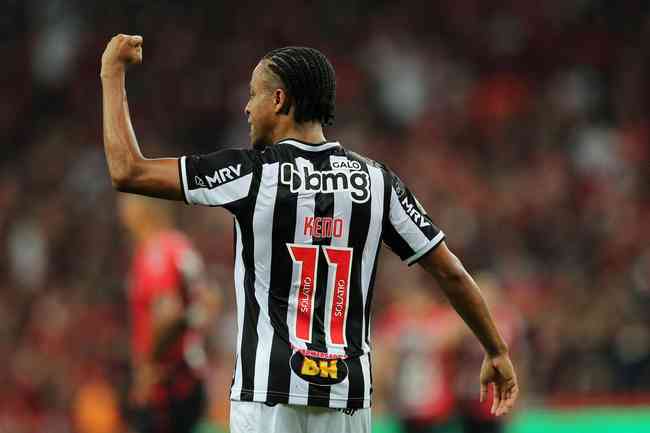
[287,244,319,342]
[333,219,343,238]
[323,247,352,346]
[304,217,314,236]
[303,217,345,239]
[321,218,332,237]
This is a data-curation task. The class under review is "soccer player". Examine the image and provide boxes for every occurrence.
[101,34,519,433]
[118,193,215,433]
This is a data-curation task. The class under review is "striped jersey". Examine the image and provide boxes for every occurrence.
[179,138,445,409]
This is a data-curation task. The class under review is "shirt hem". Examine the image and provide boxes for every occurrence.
[230,388,371,409]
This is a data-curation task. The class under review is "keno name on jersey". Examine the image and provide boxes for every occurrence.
[280,161,370,203]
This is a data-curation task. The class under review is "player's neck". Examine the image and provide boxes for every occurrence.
[272,121,326,145]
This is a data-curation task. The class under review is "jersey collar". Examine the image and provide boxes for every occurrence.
[279,139,340,152]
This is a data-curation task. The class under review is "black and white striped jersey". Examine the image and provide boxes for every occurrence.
[179,138,445,409]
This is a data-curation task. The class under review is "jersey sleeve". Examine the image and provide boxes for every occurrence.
[178,148,257,211]
[382,169,445,266]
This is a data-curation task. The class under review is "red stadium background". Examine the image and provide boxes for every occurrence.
[2,1,649,432]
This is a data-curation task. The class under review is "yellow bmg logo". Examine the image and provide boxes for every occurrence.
[290,351,348,386]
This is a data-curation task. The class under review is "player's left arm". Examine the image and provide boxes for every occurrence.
[179,249,221,334]
[419,242,519,416]
[150,249,217,361]
[150,293,186,361]
[101,34,183,200]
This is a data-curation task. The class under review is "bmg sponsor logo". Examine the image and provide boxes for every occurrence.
[280,163,370,203]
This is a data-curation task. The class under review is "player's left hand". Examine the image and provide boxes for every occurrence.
[479,352,519,416]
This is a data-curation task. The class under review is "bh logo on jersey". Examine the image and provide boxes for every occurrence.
[289,351,349,386]
[280,161,370,203]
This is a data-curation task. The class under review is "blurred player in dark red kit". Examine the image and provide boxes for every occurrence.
[118,194,218,433]
[374,287,464,433]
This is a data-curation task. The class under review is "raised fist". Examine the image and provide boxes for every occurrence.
[101,34,143,75]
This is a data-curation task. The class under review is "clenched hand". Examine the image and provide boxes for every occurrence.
[101,34,143,78]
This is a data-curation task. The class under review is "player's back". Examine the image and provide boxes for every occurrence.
[251,140,378,356]
[180,139,445,408]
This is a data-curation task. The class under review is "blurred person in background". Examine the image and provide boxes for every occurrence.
[100,34,518,433]
[374,287,464,433]
[118,194,218,433]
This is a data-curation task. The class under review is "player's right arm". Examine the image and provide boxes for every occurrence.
[101,34,257,209]
[101,34,182,200]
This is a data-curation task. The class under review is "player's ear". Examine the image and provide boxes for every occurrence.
[274,88,291,115]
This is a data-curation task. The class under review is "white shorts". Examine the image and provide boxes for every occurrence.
[230,401,371,433]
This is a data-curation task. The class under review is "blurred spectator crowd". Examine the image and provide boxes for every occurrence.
[1,0,649,432]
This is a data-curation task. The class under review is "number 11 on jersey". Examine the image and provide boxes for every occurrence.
[287,244,353,347]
